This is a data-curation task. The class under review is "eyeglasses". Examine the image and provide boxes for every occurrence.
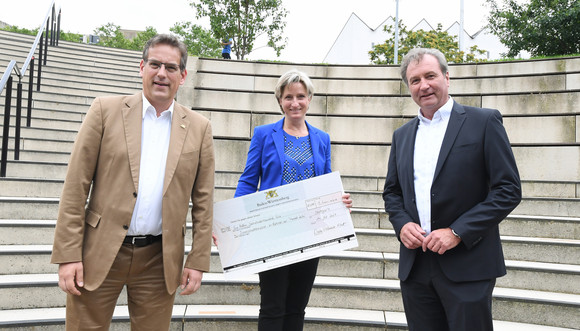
[145,60,180,73]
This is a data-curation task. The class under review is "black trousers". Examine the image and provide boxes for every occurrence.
[400,250,496,331]
[257,258,319,331]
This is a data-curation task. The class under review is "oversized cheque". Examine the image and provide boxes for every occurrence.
[213,171,358,279]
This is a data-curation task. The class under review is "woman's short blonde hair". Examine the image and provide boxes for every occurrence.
[274,69,314,112]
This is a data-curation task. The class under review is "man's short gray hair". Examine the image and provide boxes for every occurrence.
[400,48,449,86]
[142,34,188,71]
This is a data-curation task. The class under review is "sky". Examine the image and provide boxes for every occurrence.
[1,0,491,63]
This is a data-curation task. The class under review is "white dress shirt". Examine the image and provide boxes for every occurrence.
[127,95,173,236]
[413,97,454,234]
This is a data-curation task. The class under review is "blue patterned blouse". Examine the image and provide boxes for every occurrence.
[282,131,315,184]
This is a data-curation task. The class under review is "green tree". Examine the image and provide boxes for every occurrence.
[486,0,580,57]
[190,0,288,60]
[369,22,486,65]
[93,23,130,49]
[128,27,159,51]
[0,25,83,43]
[60,31,83,43]
[1,25,38,35]
[170,21,222,58]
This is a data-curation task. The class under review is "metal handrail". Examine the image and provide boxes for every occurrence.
[0,61,19,177]
[21,0,56,78]
[0,0,60,177]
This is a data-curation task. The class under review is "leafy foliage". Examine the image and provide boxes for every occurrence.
[369,22,486,65]
[93,23,131,49]
[170,21,222,58]
[127,27,159,51]
[2,21,220,58]
[486,0,580,57]
[0,25,82,43]
[191,0,288,60]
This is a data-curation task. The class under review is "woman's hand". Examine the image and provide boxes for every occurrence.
[212,232,218,247]
[342,192,353,212]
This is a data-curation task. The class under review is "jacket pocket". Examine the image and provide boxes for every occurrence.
[85,209,101,228]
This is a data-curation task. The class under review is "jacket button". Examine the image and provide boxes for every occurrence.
[123,225,129,230]
[133,192,137,197]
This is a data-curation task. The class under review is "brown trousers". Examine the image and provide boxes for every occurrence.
[65,241,176,330]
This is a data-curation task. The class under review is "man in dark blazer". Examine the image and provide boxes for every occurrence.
[383,48,521,331]
[51,34,215,330]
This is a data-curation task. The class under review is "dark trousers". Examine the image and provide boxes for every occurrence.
[400,250,496,331]
[258,258,319,331]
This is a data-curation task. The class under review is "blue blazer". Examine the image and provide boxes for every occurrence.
[235,118,332,197]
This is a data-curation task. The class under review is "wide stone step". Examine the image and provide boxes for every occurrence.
[1,304,574,331]
[0,32,142,61]
[350,191,580,217]
[42,57,139,78]
[3,120,579,181]
[0,178,64,197]
[200,109,579,145]
[3,150,70,163]
[23,80,140,97]
[194,71,403,95]
[41,66,141,84]
[0,273,578,329]
[2,244,579,295]
[0,217,577,265]
[27,99,93,112]
[41,72,142,89]
[190,88,580,118]
[195,55,580,78]
[192,70,578,96]
[355,228,580,264]
[1,125,77,141]
[0,114,82,131]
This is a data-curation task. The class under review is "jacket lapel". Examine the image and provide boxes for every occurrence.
[433,102,466,181]
[163,104,189,195]
[272,118,285,168]
[306,121,322,175]
[121,93,143,193]
[402,118,419,199]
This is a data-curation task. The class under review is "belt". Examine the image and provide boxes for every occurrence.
[123,235,162,247]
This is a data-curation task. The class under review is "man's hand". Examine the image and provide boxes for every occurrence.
[179,268,203,295]
[400,222,426,249]
[58,262,84,296]
[422,228,461,254]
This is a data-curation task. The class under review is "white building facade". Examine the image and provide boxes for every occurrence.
[323,13,511,64]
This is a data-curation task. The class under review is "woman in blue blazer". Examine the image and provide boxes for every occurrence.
[235,69,351,330]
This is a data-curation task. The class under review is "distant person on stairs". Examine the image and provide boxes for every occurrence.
[222,36,233,59]
[51,34,215,331]
[383,48,522,331]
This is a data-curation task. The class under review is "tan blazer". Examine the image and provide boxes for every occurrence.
[51,93,215,294]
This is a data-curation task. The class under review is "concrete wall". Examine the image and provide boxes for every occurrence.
[183,56,580,186]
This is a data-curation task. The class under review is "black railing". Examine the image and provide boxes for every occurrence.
[0,0,60,177]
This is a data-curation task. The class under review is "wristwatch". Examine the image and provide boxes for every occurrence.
[451,228,461,239]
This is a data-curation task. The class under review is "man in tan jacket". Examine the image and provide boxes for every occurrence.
[51,34,215,330]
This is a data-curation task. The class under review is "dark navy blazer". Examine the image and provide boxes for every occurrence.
[235,118,332,197]
[383,101,522,282]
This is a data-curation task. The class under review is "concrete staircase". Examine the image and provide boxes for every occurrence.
[1,29,579,330]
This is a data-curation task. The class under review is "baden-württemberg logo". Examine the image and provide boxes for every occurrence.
[265,190,278,200]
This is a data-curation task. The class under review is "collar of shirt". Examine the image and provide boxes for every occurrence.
[142,93,174,120]
[417,97,454,125]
